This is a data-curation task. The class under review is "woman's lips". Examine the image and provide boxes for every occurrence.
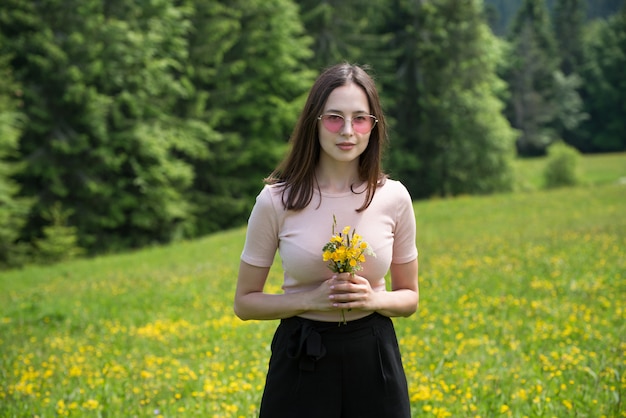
[337,142,356,150]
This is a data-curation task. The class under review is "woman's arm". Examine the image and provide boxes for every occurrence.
[234,261,335,321]
[375,258,419,317]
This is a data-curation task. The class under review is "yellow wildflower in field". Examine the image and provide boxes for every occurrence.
[82,399,99,410]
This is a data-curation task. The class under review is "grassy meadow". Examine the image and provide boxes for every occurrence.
[1,153,625,417]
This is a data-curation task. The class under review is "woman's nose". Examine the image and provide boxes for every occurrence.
[340,118,354,135]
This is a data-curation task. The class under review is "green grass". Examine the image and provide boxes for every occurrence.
[512,151,626,191]
[1,154,625,417]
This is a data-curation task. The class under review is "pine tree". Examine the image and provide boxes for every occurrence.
[0,52,31,268]
[503,0,560,155]
[182,0,315,235]
[382,0,517,198]
[550,0,589,149]
[578,8,626,152]
[554,0,586,75]
[0,0,202,252]
[34,202,84,264]
[295,0,390,71]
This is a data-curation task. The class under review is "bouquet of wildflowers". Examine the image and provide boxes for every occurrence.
[322,215,375,324]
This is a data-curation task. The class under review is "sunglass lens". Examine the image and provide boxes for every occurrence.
[322,115,344,133]
[353,117,372,134]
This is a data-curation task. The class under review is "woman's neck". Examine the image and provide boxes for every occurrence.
[315,164,362,194]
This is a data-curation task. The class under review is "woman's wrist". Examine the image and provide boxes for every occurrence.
[373,289,419,318]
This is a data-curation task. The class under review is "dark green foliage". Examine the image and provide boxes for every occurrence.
[511,0,559,56]
[503,0,561,156]
[1,0,209,253]
[501,0,617,155]
[577,9,626,152]
[554,0,586,75]
[552,0,590,150]
[551,71,588,144]
[543,141,582,188]
[382,0,517,198]
[295,0,389,71]
[485,0,623,35]
[183,0,315,236]
[0,0,623,269]
[296,0,360,69]
[0,0,314,260]
[0,51,32,269]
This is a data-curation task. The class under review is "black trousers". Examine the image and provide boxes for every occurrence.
[259,313,411,418]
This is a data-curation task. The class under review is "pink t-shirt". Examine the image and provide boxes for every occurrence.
[241,179,418,321]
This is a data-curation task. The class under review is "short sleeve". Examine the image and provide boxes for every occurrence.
[240,186,281,267]
[392,183,418,264]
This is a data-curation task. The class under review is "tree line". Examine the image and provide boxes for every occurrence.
[485,0,623,35]
[0,0,624,269]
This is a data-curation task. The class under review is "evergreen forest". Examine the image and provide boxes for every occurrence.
[0,0,624,269]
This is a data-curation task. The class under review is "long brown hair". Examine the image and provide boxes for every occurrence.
[266,63,388,212]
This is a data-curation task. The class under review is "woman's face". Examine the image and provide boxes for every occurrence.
[318,82,372,166]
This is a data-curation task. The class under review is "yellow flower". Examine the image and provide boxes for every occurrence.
[322,215,376,323]
[322,221,374,275]
[82,399,99,410]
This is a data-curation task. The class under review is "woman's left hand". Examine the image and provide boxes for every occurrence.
[328,273,378,311]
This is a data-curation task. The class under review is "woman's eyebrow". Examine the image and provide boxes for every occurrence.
[324,108,370,115]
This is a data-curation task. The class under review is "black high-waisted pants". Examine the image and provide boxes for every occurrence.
[259,313,411,418]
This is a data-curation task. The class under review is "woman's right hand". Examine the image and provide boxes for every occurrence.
[306,276,343,312]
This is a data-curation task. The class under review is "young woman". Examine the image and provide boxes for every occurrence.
[234,63,419,417]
